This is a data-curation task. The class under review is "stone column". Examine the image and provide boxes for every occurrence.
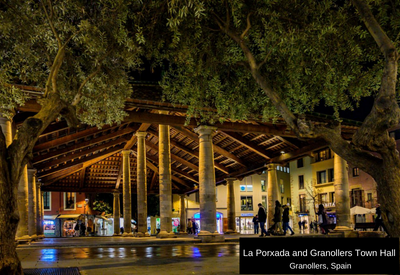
[16,165,30,240]
[27,169,38,240]
[136,132,149,237]
[158,123,175,238]
[333,153,352,232]
[179,194,187,234]
[225,178,237,234]
[122,150,133,237]
[0,116,13,146]
[113,193,121,236]
[267,163,279,228]
[36,183,43,238]
[195,125,224,242]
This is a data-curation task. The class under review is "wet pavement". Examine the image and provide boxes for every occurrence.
[18,243,240,275]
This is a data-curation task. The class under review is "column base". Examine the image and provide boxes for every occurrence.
[197,231,225,243]
[136,232,150,238]
[329,226,358,238]
[224,229,239,235]
[156,231,177,238]
[358,231,385,238]
[16,235,31,244]
[112,233,121,236]
[178,231,188,235]
[29,234,38,241]
[121,232,134,237]
[37,235,45,239]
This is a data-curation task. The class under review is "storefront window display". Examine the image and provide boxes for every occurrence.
[193,212,223,233]
[235,216,254,234]
[62,219,78,237]
[44,220,56,234]
[172,218,180,233]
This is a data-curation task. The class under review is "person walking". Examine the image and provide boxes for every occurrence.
[273,200,284,235]
[257,203,269,237]
[298,220,302,234]
[193,220,199,234]
[187,219,193,234]
[373,204,389,236]
[317,204,328,234]
[282,204,294,236]
[253,215,259,234]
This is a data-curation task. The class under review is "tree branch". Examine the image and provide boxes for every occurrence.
[42,0,61,48]
[240,12,252,40]
[71,65,102,106]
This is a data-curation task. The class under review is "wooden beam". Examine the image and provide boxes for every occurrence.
[275,136,299,149]
[79,169,86,189]
[147,129,230,174]
[33,127,135,164]
[34,123,127,152]
[35,137,128,170]
[150,171,157,190]
[173,126,247,168]
[39,121,69,137]
[41,186,121,193]
[269,140,328,164]
[124,123,152,150]
[115,159,123,189]
[222,131,271,159]
[145,141,199,172]
[126,111,292,136]
[39,145,124,182]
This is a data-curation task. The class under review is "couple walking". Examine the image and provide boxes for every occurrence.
[258,201,295,237]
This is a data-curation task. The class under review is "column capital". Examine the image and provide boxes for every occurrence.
[121,149,132,156]
[224,178,236,185]
[194,125,217,137]
[113,192,120,197]
[265,163,279,170]
[179,193,186,198]
[27,168,37,176]
[136,131,147,138]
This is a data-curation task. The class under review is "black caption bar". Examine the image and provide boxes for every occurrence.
[240,237,399,274]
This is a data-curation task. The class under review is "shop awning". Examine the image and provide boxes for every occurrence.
[44,215,59,220]
[57,214,82,219]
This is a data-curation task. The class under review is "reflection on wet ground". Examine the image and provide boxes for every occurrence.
[18,244,241,275]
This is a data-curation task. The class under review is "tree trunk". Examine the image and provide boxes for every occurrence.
[0,176,22,275]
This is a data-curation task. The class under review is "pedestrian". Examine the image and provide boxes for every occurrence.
[120,227,124,234]
[373,204,389,236]
[193,220,199,234]
[282,204,294,236]
[317,204,328,234]
[257,203,269,237]
[273,200,284,235]
[187,219,193,234]
[301,220,306,233]
[80,223,86,236]
[298,220,302,233]
[253,215,259,234]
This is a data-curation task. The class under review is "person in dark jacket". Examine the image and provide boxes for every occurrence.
[317,204,328,234]
[282,204,294,236]
[257,203,269,237]
[273,201,284,235]
[373,204,389,235]
[252,215,259,234]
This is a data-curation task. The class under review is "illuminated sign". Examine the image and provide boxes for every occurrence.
[44,220,55,225]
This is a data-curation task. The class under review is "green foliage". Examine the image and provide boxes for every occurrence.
[141,0,399,123]
[0,0,143,126]
[93,194,113,215]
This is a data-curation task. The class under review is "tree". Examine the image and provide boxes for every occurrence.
[0,1,142,273]
[140,0,400,239]
[93,194,113,215]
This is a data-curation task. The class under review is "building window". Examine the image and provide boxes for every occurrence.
[353,167,360,177]
[297,158,304,168]
[315,148,332,162]
[240,181,253,192]
[64,192,76,210]
[262,196,267,208]
[43,192,51,211]
[195,192,200,203]
[350,189,364,207]
[279,179,284,194]
[261,180,266,192]
[241,196,253,211]
[367,193,372,202]
[319,193,328,204]
[329,192,335,203]
[299,194,306,213]
[328,168,334,182]
[317,170,327,184]
[298,175,304,190]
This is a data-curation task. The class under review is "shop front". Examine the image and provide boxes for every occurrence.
[236,213,254,234]
[43,215,59,237]
[57,214,83,237]
[193,212,224,233]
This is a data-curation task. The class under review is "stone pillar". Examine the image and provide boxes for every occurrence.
[36,183,43,238]
[195,126,224,242]
[136,131,149,237]
[0,116,13,146]
[27,169,37,240]
[267,163,279,228]
[122,150,133,237]
[179,194,187,234]
[113,193,121,236]
[225,178,238,234]
[333,153,353,233]
[16,165,30,240]
[158,123,175,238]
